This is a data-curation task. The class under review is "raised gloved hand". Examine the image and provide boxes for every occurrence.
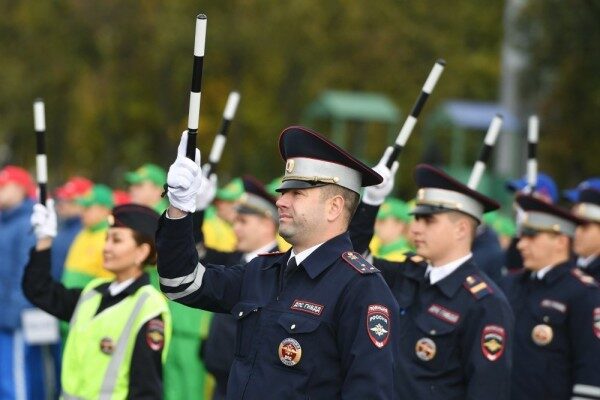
[166,131,203,213]
[362,146,400,206]
[31,199,57,240]
[195,164,218,211]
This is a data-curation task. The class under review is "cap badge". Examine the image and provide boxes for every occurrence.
[278,337,302,366]
[415,337,436,361]
[285,159,295,173]
[100,337,115,355]
[531,324,553,346]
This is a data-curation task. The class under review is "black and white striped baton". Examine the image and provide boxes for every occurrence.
[385,59,446,168]
[186,14,207,160]
[526,115,538,193]
[33,99,47,205]
[204,91,241,177]
[467,114,503,190]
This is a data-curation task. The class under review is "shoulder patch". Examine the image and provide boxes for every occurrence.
[258,250,285,257]
[463,275,493,300]
[146,319,165,351]
[571,268,598,287]
[342,251,380,274]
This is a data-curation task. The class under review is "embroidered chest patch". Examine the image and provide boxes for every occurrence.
[540,299,567,313]
[427,304,460,324]
[290,299,324,316]
[366,304,390,349]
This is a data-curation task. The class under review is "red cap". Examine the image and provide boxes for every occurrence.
[0,166,35,195]
[55,176,93,201]
[112,189,132,206]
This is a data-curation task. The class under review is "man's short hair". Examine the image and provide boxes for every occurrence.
[446,210,478,243]
[319,184,360,224]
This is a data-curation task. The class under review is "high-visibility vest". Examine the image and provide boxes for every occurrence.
[62,278,171,400]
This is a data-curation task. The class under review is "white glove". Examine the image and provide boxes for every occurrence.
[167,131,203,213]
[362,146,400,206]
[195,164,218,211]
[31,199,57,240]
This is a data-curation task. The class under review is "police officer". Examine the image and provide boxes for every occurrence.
[502,194,600,400]
[571,188,600,281]
[352,163,514,399]
[199,175,281,400]
[157,127,399,399]
[23,202,171,399]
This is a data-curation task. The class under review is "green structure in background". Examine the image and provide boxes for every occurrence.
[302,90,401,161]
[423,100,520,212]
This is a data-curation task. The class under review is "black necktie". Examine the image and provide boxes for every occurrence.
[284,257,299,281]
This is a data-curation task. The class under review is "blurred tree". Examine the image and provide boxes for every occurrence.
[517,0,600,191]
[0,0,511,198]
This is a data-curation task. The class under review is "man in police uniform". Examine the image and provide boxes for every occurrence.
[351,163,514,399]
[198,175,281,399]
[156,127,399,399]
[571,188,600,281]
[502,194,600,399]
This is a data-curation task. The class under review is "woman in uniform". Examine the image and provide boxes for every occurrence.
[22,201,171,399]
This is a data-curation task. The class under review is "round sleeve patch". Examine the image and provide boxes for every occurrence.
[366,304,390,349]
[146,319,165,351]
[481,325,505,361]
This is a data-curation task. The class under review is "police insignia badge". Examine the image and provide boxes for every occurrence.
[481,325,505,361]
[415,337,436,361]
[100,337,115,355]
[531,324,553,346]
[285,159,295,173]
[146,319,165,351]
[593,308,600,340]
[278,338,302,366]
[366,304,390,348]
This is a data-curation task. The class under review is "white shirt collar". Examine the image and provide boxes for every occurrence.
[577,255,597,268]
[108,278,135,296]
[290,242,325,266]
[244,241,279,263]
[426,253,472,285]
[535,265,554,280]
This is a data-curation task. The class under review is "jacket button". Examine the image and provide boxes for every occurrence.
[238,311,244,317]
[291,324,296,330]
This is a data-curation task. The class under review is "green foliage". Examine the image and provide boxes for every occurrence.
[0,0,516,195]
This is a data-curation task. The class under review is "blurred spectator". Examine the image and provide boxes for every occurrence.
[483,211,517,250]
[62,184,114,289]
[0,165,45,399]
[125,163,168,213]
[113,189,132,206]
[202,177,243,252]
[370,197,413,261]
[563,177,600,203]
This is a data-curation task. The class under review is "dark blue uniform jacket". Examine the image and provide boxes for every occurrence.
[156,213,399,400]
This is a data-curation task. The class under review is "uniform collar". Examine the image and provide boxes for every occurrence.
[97,272,150,297]
[426,253,473,285]
[578,254,598,268]
[290,241,325,266]
[261,233,353,280]
[537,261,572,284]
[433,257,478,298]
[244,241,279,263]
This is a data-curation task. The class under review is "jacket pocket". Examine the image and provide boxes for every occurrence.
[231,301,261,358]
[411,312,459,371]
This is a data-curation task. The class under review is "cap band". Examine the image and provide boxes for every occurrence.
[235,192,278,223]
[573,203,600,223]
[415,187,484,221]
[520,211,577,236]
[281,157,362,193]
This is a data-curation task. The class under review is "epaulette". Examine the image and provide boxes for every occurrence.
[258,250,285,257]
[463,274,493,300]
[342,251,380,274]
[570,268,598,287]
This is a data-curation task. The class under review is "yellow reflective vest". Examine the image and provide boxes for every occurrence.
[62,278,171,400]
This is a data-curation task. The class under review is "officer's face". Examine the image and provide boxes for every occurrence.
[574,222,600,258]
[103,227,149,274]
[234,213,275,252]
[276,188,324,246]
[410,213,459,265]
[517,232,564,270]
